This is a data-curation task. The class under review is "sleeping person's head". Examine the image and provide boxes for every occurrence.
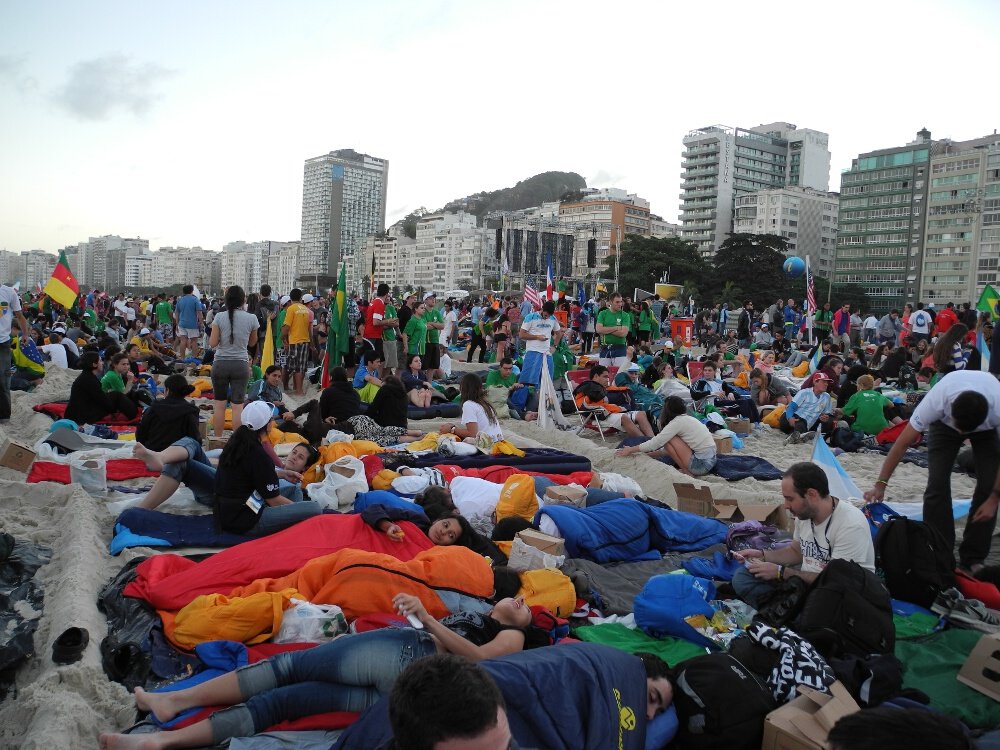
[284,442,320,474]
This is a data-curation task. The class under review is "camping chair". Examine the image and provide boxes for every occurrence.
[565,368,618,442]
[686,361,704,383]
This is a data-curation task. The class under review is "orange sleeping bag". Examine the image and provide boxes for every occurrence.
[229,545,495,621]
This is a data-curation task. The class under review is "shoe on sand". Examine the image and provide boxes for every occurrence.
[52,627,89,665]
[785,431,802,445]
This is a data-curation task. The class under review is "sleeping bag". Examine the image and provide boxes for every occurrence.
[537,499,728,563]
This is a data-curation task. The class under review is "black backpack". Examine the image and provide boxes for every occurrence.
[673,652,777,750]
[875,517,955,608]
[794,558,895,658]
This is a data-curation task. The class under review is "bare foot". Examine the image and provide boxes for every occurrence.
[132,444,164,473]
[99,732,163,750]
[134,685,179,723]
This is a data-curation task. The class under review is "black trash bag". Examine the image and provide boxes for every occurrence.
[98,558,159,690]
[0,537,53,701]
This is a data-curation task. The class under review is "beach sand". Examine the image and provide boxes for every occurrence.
[0,361,981,748]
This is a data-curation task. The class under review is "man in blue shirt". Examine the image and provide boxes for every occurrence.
[352,352,384,403]
[174,284,203,360]
[780,371,834,443]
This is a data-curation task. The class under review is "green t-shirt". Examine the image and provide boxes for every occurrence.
[382,303,398,342]
[423,307,444,344]
[842,389,891,435]
[404,315,427,355]
[276,309,287,338]
[155,300,173,325]
[485,370,517,388]
[597,308,631,346]
[101,370,126,394]
[638,310,653,332]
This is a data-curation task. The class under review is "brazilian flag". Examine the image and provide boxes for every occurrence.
[12,336,45,377]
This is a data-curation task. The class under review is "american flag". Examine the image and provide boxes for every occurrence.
[805,265,816,314]
[523,283,542,310]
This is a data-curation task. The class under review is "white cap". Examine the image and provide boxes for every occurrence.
[423,292,436,301]
[53,325,67,333]
[664,340,674,348]
[628,363,642,372]
[302,293,314,303]
[280,295,290,305]
[139,327,151,336]
[241,400,275,431]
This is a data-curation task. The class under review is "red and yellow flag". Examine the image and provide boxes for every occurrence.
[42,250,79,310]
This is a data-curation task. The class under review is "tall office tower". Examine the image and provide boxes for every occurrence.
[834,129,936,314]
[299,149,388,292]
[679,122,830,257]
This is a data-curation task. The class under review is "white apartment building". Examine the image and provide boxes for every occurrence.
[18,250,57,291]
[267,242,300,297]
[733,186,839,277]
[125,255,153,287]
[151,247,222,295]
[362,234,414,292]
[919,135,1000,305]
[300,149,388,291]
[407,212,496,295]
[0,250,18,286]
[221,240,299,294]
[680,122,831,257]
[650,215,682,239]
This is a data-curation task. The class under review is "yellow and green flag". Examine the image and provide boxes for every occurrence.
[322,262,350,386]
[42,250,80,310]
[977,283,999,317]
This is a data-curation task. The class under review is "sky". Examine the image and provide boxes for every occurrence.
[1,0,999,255]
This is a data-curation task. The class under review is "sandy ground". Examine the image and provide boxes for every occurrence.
[0,360,980,748]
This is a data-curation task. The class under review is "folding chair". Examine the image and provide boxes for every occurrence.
[686,360,704,383]
[565,369,615,442]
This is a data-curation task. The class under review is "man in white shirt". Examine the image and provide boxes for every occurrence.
[441,301,458,347]
[0,284,31,422]
[517,300,561,387]
[865,370,1000,572]
[734,462,875,608]
[862,313,879,344]
[908,302,932,343]
[113,294,129,323]
[52,324,80,357]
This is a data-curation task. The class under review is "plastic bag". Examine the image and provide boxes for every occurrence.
[440,354,452,377]
[323,429,352,444]
[274,599,348,643]
[69,455,107,495]
[305,455,367,509]
[506,537,565,572]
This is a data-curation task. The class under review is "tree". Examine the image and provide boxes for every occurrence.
[455,277,475,292]
[708,233,789,309]
[786,275,873,315]
[719,280,745,308]
[602,236,707,300]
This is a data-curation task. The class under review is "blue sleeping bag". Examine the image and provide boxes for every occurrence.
[333,643,649,750]
[537,498,728,563]
[110,508,251,555]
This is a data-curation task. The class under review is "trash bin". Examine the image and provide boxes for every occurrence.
[669,318,695,346]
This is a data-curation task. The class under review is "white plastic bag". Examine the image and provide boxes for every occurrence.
[69,455,107,495]
[274,599,348,643]
[305,455,367,509]
[506,538,565,572]
[323,429,352,444]
[440,354,452,377]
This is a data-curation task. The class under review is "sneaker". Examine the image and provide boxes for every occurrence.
[947,597,1000,633]
[785,431,802,445]
[507,408,522,421]
[800,431,818,442]
[52,627,89,665]
[931,587,963,618]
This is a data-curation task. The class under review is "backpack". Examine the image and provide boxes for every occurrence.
[829,426,865,453]
[673,652,777,750]
[794,558,895,658]
[874,517,956,608]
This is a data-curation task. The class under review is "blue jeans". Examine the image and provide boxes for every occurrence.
[532,476,624,506]
[161,437,306,506]
[732,566,779,609]
[247,500,322,537]
[237,628,437,732]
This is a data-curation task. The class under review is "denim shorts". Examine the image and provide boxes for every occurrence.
[689,450,718,476]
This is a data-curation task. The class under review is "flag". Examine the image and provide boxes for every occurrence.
[501,252,509,278]
[192,284,202,300]
[323,262,350,388]
[261,318,275,371]
[808,344,822,374]
[42,250,79,310]
[12,337,45,376]
[811,433,864,501]
[545,254,553,302]
[523,283,541,310]
[577,283,586,308]
[805,255,815,341]
[979,328,991,372]
[977,284,1000,316]
[370,252,377,298]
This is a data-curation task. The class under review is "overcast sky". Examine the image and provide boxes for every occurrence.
[2,0,998,255]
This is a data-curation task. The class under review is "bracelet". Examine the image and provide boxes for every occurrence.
[778,565,785,581]
[875,479,889,487]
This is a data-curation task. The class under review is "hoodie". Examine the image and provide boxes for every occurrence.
[135,395,200,451]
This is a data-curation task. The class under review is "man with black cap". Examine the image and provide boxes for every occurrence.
[134,374,201,451]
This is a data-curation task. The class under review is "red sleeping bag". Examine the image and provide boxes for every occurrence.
[433,465,593,487]
[33,402,143,425]
[876,420,922,446]
[26,458,159,484]
[124,514,433,611]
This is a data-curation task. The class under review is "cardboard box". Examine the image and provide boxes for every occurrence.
[0,437,36,473]
[959,632,1000,701]
[516,528,565,557]
[761,682,860,750]
[207,436,228,451]
[199,419,209,441]
[713,434,733,454]
[673,482,790,531]
[725,417,752,435]
[544,485,587,507]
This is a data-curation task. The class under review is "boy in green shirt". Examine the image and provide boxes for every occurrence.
[595,292,632,369]
[841,374,900,435]
[154,295,174,342]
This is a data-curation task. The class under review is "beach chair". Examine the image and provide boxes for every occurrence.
[686,361,704,383]
[565,368,619,442]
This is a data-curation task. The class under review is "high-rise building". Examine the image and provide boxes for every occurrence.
[680,122,830,257]
[834,129,935,313]
[221,240,298,293]
[151,247,221,295]
[18,250,57,291]
[920,135,1000,306]
[300,149,388,291]
[733,186,839,277]
[558,197,650,274]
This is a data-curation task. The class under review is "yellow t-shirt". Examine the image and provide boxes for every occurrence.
[130,335,151,355]
[285,302,311,345]
[140,300,151,317]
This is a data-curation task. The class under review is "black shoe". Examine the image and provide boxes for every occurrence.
[52,627,89,664]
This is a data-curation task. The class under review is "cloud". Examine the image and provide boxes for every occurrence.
[0,55,39,93]
[590,169,625,186]
[53,55,173,121]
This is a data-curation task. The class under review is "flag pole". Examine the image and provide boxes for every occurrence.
[805,255,814,343]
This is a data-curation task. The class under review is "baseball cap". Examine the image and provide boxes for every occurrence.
[280,295,290,305]
[241,400,275,431]
[627,363,642,372]
[302,293,314,303]
[53,325,67,333]
[139,327,151,336]
[423,292,436,301]
[812,371,832,382]
[664,340,674,348]
[761,323,769,329]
